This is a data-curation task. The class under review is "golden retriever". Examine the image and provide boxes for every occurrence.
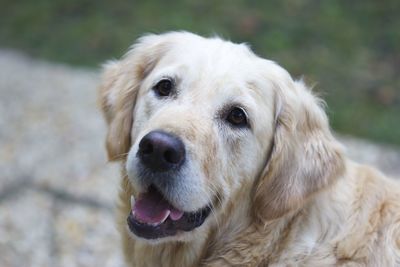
[99,32,400,266]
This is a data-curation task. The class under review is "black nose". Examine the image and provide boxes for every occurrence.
[137,130,185,172]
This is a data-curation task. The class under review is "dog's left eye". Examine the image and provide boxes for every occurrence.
[226,107,248,127]
[153,78,173,97]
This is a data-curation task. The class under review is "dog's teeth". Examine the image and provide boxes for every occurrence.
[130,195,135,208]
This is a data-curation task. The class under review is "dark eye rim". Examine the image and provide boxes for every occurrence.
[224,106,250,129]
[152,77,174,97]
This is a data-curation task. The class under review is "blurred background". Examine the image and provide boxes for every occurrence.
[0,1,399,266]
[2,0,400,143]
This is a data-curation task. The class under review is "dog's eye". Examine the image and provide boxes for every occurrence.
[226,107,248,127]
[153,78,173,97]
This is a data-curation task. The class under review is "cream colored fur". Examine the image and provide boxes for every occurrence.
[99,32,400,266]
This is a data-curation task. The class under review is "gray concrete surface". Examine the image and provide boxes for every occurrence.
[0,50,124,267]
[0,50,399,267]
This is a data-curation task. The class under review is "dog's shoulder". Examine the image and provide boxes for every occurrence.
[331,161,400,265]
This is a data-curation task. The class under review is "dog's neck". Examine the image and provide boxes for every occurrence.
[203,174,352,266]
[122,234,209,267]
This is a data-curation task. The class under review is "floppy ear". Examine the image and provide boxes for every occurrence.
[253,74,345,221]
[98,34,170,161]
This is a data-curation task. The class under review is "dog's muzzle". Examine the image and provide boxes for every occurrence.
[127,130,211,239]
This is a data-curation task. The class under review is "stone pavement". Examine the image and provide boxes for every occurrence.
[0,50,399,267]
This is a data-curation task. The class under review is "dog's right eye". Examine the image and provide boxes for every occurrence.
[153,78,173,97]
[225,107,249,128]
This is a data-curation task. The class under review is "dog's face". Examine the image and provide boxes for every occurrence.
[100,32,344,243]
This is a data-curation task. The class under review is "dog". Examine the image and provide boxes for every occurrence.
[99,32,400,266]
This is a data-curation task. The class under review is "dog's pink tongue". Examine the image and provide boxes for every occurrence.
[133,188,184,224]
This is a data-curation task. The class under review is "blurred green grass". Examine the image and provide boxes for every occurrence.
[1,0,399,145]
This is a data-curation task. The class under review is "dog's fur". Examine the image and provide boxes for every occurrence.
[99,32,400,266]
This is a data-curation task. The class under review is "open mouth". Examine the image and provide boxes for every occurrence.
[127,185,211,239]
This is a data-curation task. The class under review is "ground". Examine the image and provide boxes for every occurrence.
[0,50,399,267]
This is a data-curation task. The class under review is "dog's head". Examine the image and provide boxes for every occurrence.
[99,32,345,242]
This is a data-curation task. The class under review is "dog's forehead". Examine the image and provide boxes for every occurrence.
[162,37,256,75]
